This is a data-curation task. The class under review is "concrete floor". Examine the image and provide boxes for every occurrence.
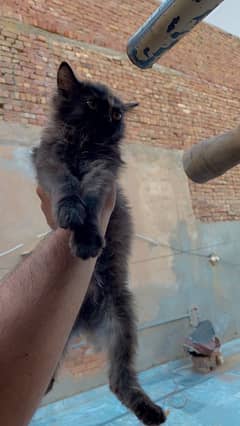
[31,338,240,426]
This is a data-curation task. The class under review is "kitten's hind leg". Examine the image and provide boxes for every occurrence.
[70,220,104,260]
[107,289,166,425]
[70,166,113,259]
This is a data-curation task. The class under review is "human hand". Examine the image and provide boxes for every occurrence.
[36,186,57,230]
[36,184,116,235]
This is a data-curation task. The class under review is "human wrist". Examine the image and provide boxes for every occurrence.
[36,228,76,272]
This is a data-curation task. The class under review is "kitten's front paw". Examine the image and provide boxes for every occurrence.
[57,195,86,230]
[70,224,105,260]
[136,401,166,425]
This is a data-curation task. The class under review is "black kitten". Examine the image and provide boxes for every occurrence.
[33,62,166,425]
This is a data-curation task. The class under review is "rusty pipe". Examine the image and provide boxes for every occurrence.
[183,125,240,183]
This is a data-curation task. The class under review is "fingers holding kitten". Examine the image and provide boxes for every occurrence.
[37,184,115,260]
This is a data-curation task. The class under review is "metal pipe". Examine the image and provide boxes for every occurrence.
[127,0,224,69]
[183,125,240,183]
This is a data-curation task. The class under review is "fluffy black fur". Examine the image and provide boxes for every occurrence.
[32,62,166,425]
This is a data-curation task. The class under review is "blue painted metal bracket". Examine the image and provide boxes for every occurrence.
[127,0,224,69]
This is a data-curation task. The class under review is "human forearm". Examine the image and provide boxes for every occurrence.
[0,229,96,426]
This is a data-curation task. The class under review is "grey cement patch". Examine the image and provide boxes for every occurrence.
[0,121,41,147]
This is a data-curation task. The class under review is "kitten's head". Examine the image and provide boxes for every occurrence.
[54,62,138,144]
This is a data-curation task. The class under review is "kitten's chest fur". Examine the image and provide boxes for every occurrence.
[53,124,123,178]
[55,140,96,179]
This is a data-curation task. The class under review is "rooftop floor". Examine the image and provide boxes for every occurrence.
[31,338,240,426]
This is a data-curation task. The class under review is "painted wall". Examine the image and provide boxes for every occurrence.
[1,127,240,402]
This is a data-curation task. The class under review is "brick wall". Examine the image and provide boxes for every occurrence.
[1,13,240,221]
[1,20,239,138]
[0,0,156,51]
[2,0,240,92]
[63,339,107,379]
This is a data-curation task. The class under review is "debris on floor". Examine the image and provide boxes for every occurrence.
[184,320,224,373]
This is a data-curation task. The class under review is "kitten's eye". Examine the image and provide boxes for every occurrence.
[112,110,122,121]
[87,99,97,110]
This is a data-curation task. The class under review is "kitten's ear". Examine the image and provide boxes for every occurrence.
[123,102,139,112]
[57,62,78,96]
